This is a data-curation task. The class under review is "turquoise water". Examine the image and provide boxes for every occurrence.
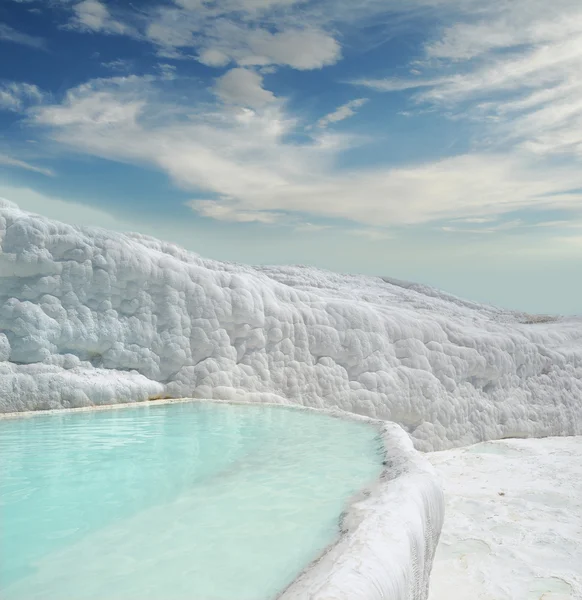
[0,402,383,600]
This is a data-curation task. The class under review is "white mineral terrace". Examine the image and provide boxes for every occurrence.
[0,199,580,599]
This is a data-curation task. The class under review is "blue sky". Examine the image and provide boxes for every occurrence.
[1,0,582,314]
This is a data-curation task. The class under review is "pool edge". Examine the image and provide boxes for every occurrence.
[277,418,444,600]
[1,398,445,600]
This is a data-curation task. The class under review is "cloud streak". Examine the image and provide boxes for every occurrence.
[355,0,582,161]
[316,98,368,128]
[0,23,45,49]
[26,75,582,229]
[0,154,54,177]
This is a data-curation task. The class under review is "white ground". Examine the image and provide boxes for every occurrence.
[428,437,582,600]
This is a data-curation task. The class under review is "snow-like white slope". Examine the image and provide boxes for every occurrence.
[1,199,581,451]
[428,437,582,600]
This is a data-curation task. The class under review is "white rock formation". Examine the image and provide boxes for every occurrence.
[1,198,581,451]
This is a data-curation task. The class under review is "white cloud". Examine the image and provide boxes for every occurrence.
[27,76,582,229]
[33,77,146,127]
[0,82,43,112]
[317,98,368,128]
[17,0,582,229]
[187,199,281,223]
[424,3,582,61]
[353,77,448,92]
[419,37,582,105]
[533,219,582,230]
[294,222,331,232]
[0,23,45,49]
[157,63,177,81]
[454,217,497,224]
[69,0,126,35]
[195,23,341,70]
[356,1,582,159]
[214,68,276,108]
[0,183,282,263]
[142,1,341,70]
[440,219,526,235]
[238,27,341,70]
[0,154,54,177]
[198,48,231,67]
[145,8,198,49]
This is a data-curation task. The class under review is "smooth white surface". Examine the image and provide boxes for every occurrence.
[428,437,582,600]
[1,199,581,450]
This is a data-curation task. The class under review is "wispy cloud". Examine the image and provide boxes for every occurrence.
[0,82,43,112]
[354,0,582,160]
[441,219,525,235]
[316,98,368,128]
[67,0,127,35]
[110,0,344,68]
[0,154,54,177]
[101,58,133,72]
[353,77,445,92]
[0,23,45,49]
[187,199,282,224]
[26,74,582,228]
[533,219,582,229]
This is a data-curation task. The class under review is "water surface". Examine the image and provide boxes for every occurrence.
[0,401,383,599]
